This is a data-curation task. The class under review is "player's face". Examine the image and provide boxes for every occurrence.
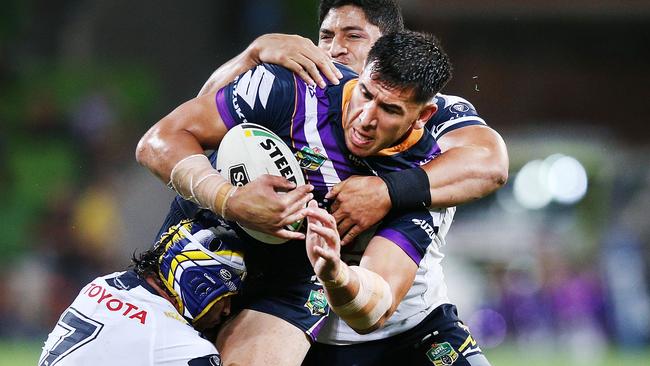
[343,63,437,157]
[318,5,382,74]
[193,296,232,331]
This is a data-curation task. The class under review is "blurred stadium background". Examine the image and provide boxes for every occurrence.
[1,0,649,364]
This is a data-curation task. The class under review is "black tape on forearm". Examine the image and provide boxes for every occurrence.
[379,167,431,210]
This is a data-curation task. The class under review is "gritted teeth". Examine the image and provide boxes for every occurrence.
[353,128,373,143]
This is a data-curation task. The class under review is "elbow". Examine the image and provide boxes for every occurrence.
[135,124,168,171]
[351,313,390,335]
[135,129,154,167]
[491,162,509,189]
[484,133,510,191]
[350,300,397,335]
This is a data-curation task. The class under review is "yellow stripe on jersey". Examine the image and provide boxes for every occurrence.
[458,334,477,352]
[376,128,424,156]
[341,79,357,129]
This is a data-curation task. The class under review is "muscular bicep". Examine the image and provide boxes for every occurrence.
[420,124,509,207]
[437,124,506,156]
[359,237,418,314]
[136,93,229,182]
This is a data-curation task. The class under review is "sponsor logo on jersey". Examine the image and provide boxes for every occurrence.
[164,311,189,324]
[295,146,327,171]
[228,164,250,186]
[83,283,148,324]
[451,103,470,113]
[412,218,437,240]
[426,342,459,365]
[219,268,232,281]
[259,138,298,184]
[304,289,329,316]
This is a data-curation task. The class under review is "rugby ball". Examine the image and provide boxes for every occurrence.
[216,123,306,244]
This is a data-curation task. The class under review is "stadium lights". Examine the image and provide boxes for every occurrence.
[512,154,588,210]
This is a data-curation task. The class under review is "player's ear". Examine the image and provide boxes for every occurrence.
[413,104,437,130]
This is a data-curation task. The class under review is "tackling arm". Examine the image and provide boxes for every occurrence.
[305,201,416,334]
[422,124,509,207]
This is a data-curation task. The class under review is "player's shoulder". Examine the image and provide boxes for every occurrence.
[427,92,487,138]
[433,93,479,117]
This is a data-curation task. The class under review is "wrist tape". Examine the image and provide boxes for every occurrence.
[320,263,350,289]
[379,167,431,210]
[169,154,232,215]
[330,266,392,331]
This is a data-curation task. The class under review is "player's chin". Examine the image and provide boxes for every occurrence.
[194,315,222,332]
[352,144,376,158]
[345,140,374,158]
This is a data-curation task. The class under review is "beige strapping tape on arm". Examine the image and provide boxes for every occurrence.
[169,154,230,214]
[331,266,393,331]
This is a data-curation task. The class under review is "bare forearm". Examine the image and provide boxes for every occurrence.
[424,126,509,207]
[423,146,507,207]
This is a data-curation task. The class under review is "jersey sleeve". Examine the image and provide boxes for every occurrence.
[374,209,447,265]
[188,354,222,365]
[427,93,487,139]
[215,63,297,132]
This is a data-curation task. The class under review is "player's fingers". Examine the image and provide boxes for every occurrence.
[309,53,341,86]
[262,174,297,191]
[304,206,337,228]
[279,208,309,229]
[325,182,342,199]
[285,59,317,87]
[281,190,313,215]
[321,55,343,83]
[341,225,361,246]
[294,54,327,88]
[272,228,305,241]
[308,223,339,244]
[337,218,354,238]
[330,203,346,224]
[296,44,339,85]
[313,243,337,261]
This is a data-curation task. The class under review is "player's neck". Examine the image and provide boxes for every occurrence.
[145,275,180,311]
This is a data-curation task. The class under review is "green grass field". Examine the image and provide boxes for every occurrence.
[4,341,649,365]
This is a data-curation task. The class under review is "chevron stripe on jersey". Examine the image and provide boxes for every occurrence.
[428,93,486,139]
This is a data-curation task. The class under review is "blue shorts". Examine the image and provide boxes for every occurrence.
[303,304,491,366]
[233,275,330,341]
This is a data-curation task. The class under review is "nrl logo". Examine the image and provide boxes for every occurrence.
[304,289,329,316]
[426,342,459,366]
[295,146,327,171]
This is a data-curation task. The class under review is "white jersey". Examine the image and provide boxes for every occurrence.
[39,271,221,366]
[317,206,456,345]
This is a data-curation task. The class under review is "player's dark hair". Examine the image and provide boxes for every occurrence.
[366,31,452,104]
[131,224,181,277]
[131,245,165,277]
[318,0,404,34]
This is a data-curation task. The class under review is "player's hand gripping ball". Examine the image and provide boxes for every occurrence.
[216,123,306,244]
